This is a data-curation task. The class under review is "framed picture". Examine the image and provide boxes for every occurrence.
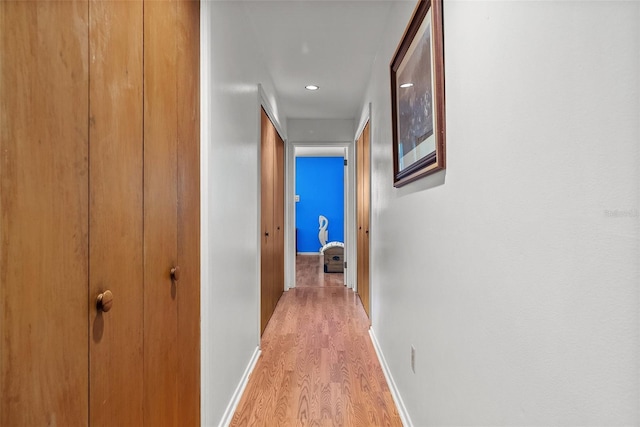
[390,0,445,187]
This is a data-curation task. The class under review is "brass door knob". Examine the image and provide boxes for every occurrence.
[96,290,114,313]
[171,266,181,282]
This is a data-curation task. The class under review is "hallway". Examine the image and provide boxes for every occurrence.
[230,255,402,426]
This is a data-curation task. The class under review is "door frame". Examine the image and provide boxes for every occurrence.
[286,140,356,290]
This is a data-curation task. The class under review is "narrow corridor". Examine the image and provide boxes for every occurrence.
[230,255,402,426]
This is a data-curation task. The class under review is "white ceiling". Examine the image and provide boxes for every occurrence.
[242,1,395,121]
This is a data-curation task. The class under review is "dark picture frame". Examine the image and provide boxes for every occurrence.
[390,0,445,187]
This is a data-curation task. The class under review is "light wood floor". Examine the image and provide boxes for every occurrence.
[230,255,402,426]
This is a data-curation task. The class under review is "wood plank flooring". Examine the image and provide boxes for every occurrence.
[230,255,402,426]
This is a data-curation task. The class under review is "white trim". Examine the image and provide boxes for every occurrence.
[286,141,296,290]
[369,328,413,427]
[284,144,292,291]
[295,146,345,157]
[346,142,356,290]
[354,102,371,148]
[256,90,264,343]
[296,251,322,256]
[343,146,348,287]
[366,104,372,314]
[217,346,262,427]
[292,141,351,147]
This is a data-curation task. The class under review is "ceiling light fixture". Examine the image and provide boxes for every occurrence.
[305,85,319,91]
[400,83,414,88]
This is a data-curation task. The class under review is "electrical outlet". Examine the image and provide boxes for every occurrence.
[411,345,416,373]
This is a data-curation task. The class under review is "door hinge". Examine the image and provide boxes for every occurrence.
[344,159,348,166]
[344,261,347,269]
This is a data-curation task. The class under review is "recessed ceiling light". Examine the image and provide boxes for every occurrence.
[400,83,414,88]
[305,85,319,91]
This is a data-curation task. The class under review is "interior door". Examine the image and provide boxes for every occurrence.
[357,121,371,319]
[176,0,201,424]
[1,2,90,425]
[143,0,179,423]
[260,107,285,335]
[89,1,144,425]
[1,2,199,424]
[260,108,276,334]
[274,132,285,305]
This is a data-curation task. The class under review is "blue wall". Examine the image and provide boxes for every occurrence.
[295,157,344,252]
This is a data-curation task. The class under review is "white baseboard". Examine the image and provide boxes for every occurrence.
[369,328,413,427]
[218,346,261,427]
[296,252,321,255]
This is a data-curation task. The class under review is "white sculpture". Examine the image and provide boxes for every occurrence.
[318,215,329,249]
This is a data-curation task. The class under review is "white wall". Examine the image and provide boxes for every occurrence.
[288,118,355,143]
[358,1,639,425]
[201,2,284,425]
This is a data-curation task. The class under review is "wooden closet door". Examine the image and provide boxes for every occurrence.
[357,122,371,319]
[88,1,144,425]
[176,0,201,424]
[1,2,90,425]
[1,2,199,425]
[361,122,371,318]
[144,0,179,424]
[260,108,285,335]
[260,108,276,335]
[274,132,285,309]
[357,132,364,309]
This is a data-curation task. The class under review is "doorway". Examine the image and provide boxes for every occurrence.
[287,142,355,291]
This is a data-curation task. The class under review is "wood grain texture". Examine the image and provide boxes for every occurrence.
[176,0,201,424]
[360,122,371,319]
[231,255,401,426]
[89,1,144,425]
[356,122,371,319]
[1,2,199,425]
[260,108,285,335]
[144,0,179,424]
[274,131,285,305]
[261,108,276,335]
[1,2,90,425]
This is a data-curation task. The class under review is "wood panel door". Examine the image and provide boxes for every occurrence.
[261,108,276,335]
[260,108,285,335]
[1,1,199,424]
[357,121,371,319]
[144,0,180,424]
[1,2,90,424]
[274,132,286,303]
[143,1,201,423]
[89,1,144,425]
[176,0,202,424]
